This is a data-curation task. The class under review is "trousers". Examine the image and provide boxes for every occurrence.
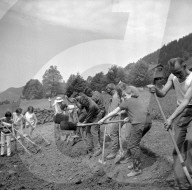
[1,132,11,156]
[172,106,192,190]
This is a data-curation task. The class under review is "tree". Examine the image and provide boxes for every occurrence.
[22,79,44,100]
[42,65,63,97]
[106,65,125,85]
[127,61,152,87]
[89,72,107,92]
[65,73,88,96]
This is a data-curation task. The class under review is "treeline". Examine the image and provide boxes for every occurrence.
[22,61,153,100]
[142,33,192,78]
[22,32,192,100]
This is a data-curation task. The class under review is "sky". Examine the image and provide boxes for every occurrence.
[0,0,192,91]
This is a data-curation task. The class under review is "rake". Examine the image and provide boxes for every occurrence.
[153,92,192,186]
[2,123,31,155]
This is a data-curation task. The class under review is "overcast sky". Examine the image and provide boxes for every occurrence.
[0,0,192,92]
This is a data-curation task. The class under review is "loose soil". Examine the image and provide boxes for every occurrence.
[0,121,175,190]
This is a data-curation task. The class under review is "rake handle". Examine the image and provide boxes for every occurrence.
[3,124,31,155]
[13,126,40,148]
[154,93,192,186]
[77,120,126,127]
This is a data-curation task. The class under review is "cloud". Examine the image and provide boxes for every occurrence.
[10,0,127,36]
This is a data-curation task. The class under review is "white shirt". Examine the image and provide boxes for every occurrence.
[172,72,192,105]
[13,112,23,127]
[25,112,36,126]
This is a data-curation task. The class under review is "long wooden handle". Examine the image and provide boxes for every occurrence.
[154,93,192,186]
[118,117,123,151]
[5,125,31,155]
[13,127,40,148]
[101,125,107,163]
[77,120,127,127]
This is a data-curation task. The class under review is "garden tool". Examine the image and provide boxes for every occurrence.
[98,124,107,165]
[13,127,41,152]
[36,131,51,146]
[60,119,127,131]
[114,117,125,164]
[153,92,192,187]
[3,123,31,155]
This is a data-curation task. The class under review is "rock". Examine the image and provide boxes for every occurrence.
[75,179,82,184]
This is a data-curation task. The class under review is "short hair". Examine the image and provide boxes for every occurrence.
[70,91,79,98]
[27,106,34,113]
[78,95,89,107]
[106,83,116,91]
[168,57,185,70]
[84,87,92,96]
[116,84,139,98]
[16,108,22,114]
[60,103,68,111]
[5,111,12,118]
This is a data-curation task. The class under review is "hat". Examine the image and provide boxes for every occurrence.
[55,97,63,102]
[52,97,63,106]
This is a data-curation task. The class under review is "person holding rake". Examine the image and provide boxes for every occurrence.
[0,111,14,157]
[148,57,192,190]
[98,87,152,177]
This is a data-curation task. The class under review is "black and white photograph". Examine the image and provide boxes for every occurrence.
[0,0,192,189]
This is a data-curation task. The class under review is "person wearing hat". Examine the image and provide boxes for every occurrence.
[98,86,151,177]
[52,97,64,115]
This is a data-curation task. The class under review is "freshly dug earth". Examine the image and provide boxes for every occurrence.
[0,121,175,190]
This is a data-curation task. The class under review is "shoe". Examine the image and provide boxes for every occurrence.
[106,152,117,160]
[114,151,125,164]
[7,154,13,157]
[92,148,102,157]
[127,162,133,169]
[0,154,5,157]
[127,169,142,177]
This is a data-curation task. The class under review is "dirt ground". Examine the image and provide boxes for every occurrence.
[0,121,175,190]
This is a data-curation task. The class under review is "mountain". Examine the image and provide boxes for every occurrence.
[140,33,192,70]
[0,87,23,102]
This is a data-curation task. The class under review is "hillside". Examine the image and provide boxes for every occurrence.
[0,86,23,102]
[140,33,192,69]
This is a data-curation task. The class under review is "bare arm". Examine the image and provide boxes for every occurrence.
[156,74,174,97]
[169,81,192,121]
[98,107,121,124]
[148,74,174,97]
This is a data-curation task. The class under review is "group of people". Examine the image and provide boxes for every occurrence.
[0,56,191,189]
[53,82,152,177]
[0,106,37,157]
[53,57,192,189]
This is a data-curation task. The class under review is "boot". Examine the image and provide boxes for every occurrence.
[127,169,142,177]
